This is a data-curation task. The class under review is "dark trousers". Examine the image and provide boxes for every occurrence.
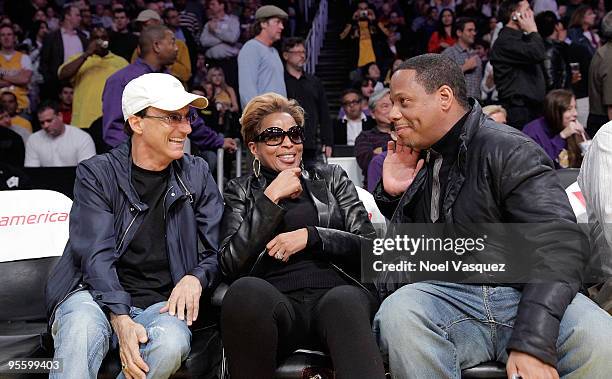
[586,113,610,138]
[501,98,543,130]
[220,277,386,379]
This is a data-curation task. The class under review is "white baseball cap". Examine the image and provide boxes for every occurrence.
[121,73,209,121]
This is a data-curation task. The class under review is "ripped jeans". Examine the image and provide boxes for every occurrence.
[50,290,191,379]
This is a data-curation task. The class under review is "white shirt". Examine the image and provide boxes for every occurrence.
[25,124,95,167]
[344,113,368,146]
[577,121,612,277]
[9,125,30,144]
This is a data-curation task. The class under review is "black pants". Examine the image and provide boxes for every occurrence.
[501,99,543,130]
[220,277,386,379]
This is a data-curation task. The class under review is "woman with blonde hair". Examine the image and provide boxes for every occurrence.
[219,93,385,379]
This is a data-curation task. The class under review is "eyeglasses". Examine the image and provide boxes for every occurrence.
[287,49,306,55]
[254,125,305,146]
[342,99,361,106]
[142,112,198,126]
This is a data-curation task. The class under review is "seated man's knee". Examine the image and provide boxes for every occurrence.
[54,298,111,347]
[147,318,191,362]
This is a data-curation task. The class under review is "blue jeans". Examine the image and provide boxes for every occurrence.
[373,282,612,379]
[50,290,191,379]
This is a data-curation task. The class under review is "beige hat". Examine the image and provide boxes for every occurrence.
[255,5,288,20]
[135,9,162,23]
[122,73,208,121]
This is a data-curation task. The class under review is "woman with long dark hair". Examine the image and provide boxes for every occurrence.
[522,89,589,168]
[427,8,456,53]
[568,5,600,56]
[219,93,385,379]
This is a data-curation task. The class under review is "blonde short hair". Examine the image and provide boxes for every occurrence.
[482,104,507,118]
[240,93,305,143]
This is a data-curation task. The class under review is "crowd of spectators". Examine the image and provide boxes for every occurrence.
[337,0,612,188]
[0,0,611,194]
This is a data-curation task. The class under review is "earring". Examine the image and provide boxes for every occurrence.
[252,158,261,177]
[300,160,305,171]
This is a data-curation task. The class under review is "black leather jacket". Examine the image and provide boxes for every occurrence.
[219,164,375,290]
[543,38,569,91]
[374,101,587,366]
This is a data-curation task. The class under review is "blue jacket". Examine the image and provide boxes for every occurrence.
[45,142,223,322]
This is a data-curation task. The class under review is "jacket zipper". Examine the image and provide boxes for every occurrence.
[49,283,86,326]
[117,203,141,252]
[330,262,370,292]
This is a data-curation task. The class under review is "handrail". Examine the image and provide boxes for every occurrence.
[305,0,328,74]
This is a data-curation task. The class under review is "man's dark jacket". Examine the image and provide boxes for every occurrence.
[333,116,376,145]
[490,27,546,104]
[45,142,223,323]
[374,101,587,366]
[542,38,569,91]
[39,29,88,98]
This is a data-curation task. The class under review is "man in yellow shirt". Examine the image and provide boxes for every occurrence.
[0,25,33,112]
[58,27,128,129]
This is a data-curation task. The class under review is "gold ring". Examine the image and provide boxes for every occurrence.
[121,363,127,370]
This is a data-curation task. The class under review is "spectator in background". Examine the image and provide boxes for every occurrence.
[58,85,73,125]
[238,5,287,108]
[45,6,60,31]
[1,91,31,133]
[163,7,198,78]
[79,5,93,36]
[362,62,384,91]
[283,37,333,167]
[568,5,600,57]
[0,103,25,167]
[490,0,546,129]
[536,11,574,92]
[58,26,128,129]
[200,0,241,91]
[207,66,239,133]
[482,104,507,123]
[355,88,393,189]
[191,51,208,87]
[93,4,114,29]
[108,8,138,62]
[587,11,612,137]
[523,89,587,168]
[0,25,33,112]
[22,20,48,110]
[174,0,202,38]
[340,1,378,68]
[40,5,87,100]
[334,88,375,146]
[25,101,95,167]
[427,8,456,53]
[0,102,30,145]
[443,17,482,101]
[133,10,192,84]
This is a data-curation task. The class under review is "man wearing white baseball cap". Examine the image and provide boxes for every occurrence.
[46,72,224,379]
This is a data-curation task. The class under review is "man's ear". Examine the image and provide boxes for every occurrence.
[127,115,144,135]
[282,51,289,61]
[438,85,454,112]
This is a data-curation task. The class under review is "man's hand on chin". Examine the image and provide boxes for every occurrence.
[160,275,203,326]
[506,351,559,379]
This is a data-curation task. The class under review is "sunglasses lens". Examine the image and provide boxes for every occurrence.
[288,127,304,144]
[262,129,284,145]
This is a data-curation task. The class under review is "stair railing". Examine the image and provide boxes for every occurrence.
[305,0,328,74]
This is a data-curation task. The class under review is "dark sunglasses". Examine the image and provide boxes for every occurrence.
[254,125,305,146]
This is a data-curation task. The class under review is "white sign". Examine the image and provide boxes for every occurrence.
[0,190,72,262]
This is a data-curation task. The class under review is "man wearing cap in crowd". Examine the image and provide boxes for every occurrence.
[46,73,224,379]
[238,5,288,108]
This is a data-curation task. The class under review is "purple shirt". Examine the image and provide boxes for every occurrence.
[102,58,224,149]
[367,151,386,193]
[522,117,566,168]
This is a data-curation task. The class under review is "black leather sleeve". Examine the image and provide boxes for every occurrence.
[314,165,376,265]
[500,140,587,366]
[218,178,286,279]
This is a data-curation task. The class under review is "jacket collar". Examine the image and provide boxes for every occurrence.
[107,141,194,209]
[249,166,332,227]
